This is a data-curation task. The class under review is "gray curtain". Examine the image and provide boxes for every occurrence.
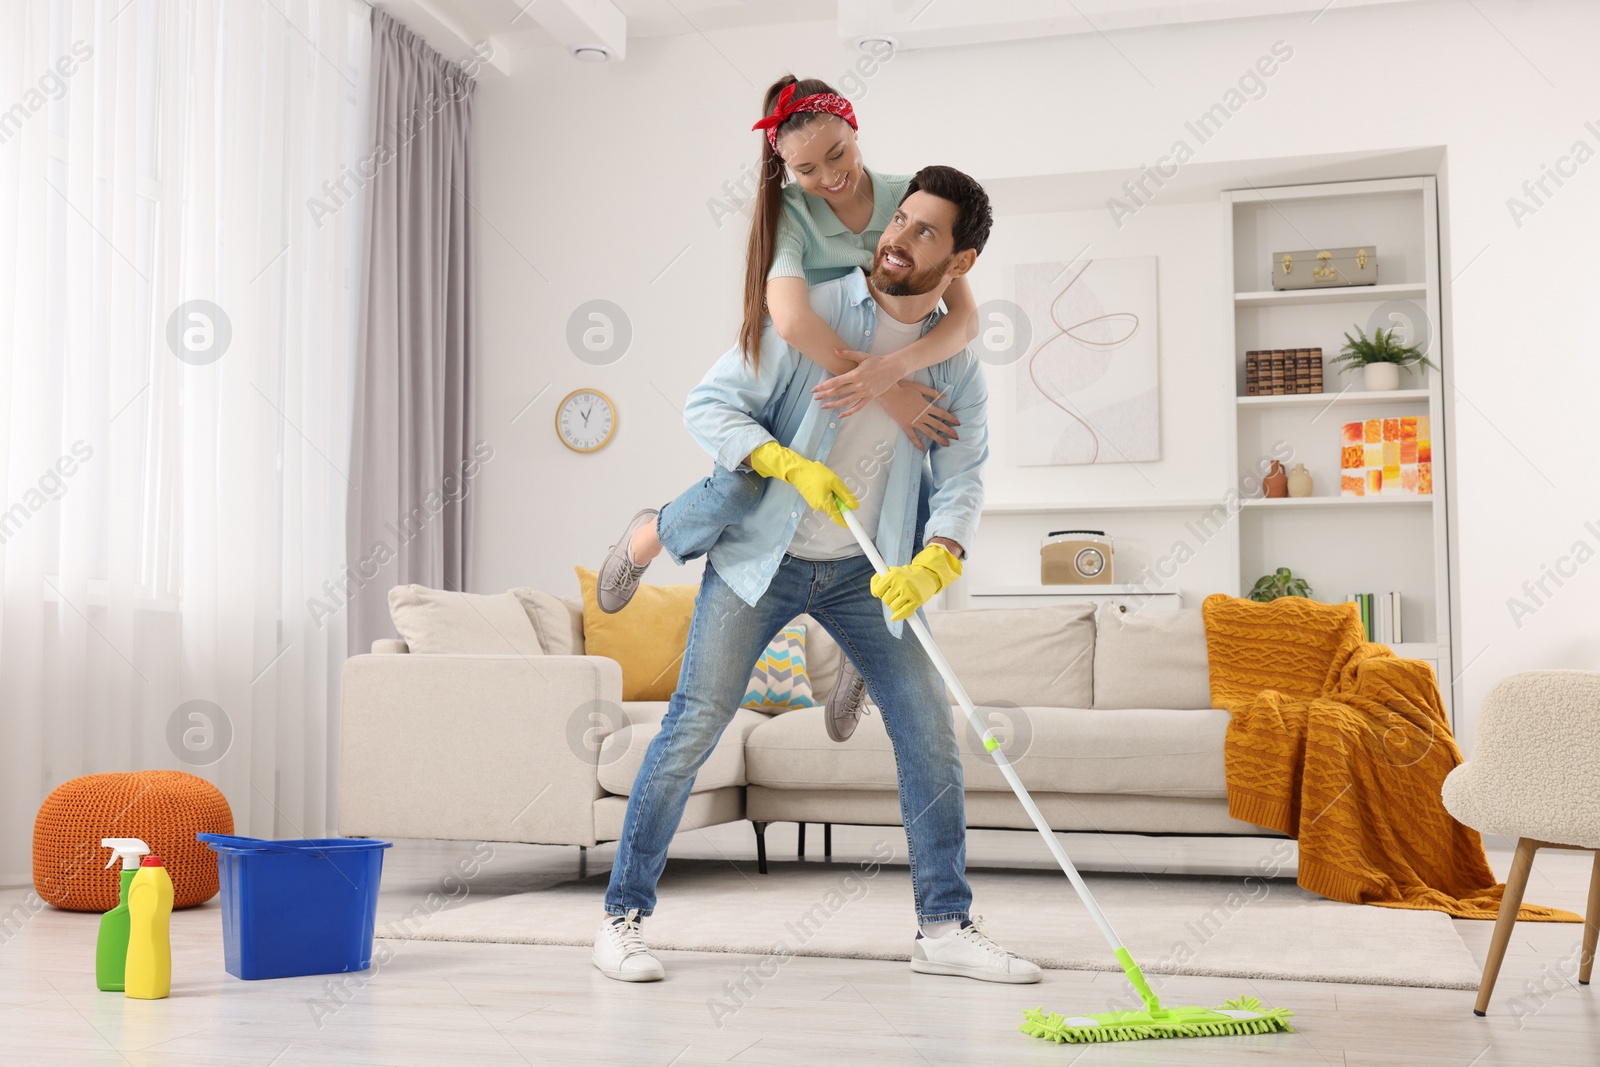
[347,9,478,656]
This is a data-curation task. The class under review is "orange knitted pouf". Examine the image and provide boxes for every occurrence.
[33,770,233,911]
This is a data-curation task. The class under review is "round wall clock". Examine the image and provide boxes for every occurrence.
[555,388,616,453]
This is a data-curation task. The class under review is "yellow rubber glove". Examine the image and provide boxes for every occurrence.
[870,543,963,621]
[748,441,858,527]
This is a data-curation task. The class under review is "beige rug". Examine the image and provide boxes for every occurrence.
[380,859,1482,989]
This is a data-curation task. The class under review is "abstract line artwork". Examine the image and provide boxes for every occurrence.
[1014,257,1160,466]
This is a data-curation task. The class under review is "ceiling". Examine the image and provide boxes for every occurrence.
[375,0,834,71]
[379,0,1426,76]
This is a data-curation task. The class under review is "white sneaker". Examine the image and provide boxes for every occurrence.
[909,916,1042,984]
[593,909,665,982]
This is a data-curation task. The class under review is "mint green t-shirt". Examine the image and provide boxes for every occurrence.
[767,167,911,286]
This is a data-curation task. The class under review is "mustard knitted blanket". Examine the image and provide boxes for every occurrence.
[1203,593,1578,921]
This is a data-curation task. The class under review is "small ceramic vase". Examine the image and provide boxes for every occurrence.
[1264,460,1289,498]
[1364,363,1401,391]
[1287,463,1313,498]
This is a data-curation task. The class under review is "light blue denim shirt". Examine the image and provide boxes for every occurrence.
[683,269,989,634]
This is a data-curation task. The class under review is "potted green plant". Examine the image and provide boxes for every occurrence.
[1330,325,1438,392]
[1248,567,1312,603]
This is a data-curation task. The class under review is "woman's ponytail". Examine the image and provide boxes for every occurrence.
[738,75,840,370]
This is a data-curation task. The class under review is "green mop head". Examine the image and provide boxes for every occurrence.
[1020,995,1294,1044]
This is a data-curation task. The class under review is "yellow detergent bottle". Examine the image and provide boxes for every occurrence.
[124,854,174,1000]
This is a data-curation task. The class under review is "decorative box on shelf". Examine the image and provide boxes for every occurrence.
[962,585,1180,614]
[1271,245,1377,290]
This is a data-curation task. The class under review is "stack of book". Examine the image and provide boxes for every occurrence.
[1346,592,1403,643]
[1244,348,1324,396]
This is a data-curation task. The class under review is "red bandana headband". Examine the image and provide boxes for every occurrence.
[751,83,858,154]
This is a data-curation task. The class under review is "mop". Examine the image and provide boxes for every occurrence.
[837,501,1295,1045]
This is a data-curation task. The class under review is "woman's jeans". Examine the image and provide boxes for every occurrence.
[654,463,765,564]
[657,459,933,564]
[603,554,971,925]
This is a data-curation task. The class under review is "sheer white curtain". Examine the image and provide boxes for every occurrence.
[0,0,371,883]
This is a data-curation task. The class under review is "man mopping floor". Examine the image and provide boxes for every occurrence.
[592,166,1040,986]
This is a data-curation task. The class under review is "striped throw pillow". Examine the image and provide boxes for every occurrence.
[741,625,817,713]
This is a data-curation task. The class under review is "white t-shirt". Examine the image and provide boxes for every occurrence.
[787,310,928,560]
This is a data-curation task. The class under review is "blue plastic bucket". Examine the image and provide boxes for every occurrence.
[197,832,393,980]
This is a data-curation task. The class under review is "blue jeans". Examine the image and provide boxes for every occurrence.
[655,461,933,564]
[603,553,971,925]
[655,464,764,565]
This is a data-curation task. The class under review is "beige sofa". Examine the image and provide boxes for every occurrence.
[338,588,1276,868]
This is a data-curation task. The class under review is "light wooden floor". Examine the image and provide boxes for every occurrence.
[2,823,1595,1066]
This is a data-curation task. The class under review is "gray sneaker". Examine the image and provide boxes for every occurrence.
[598,509,658,614]
[825,658,870,742]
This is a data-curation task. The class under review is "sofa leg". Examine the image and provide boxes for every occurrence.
[798,821,806,859]
[578,845,587,880]
[753,821,769,875]
[824,822,832,858]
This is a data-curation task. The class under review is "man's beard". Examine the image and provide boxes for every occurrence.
[870,246,953,297]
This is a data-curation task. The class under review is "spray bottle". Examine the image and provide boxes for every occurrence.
[96,838,150,992]
[124,854,174,999]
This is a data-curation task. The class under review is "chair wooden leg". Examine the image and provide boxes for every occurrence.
[1580,851,1600,985]
[752,821,769,875]
[824,822,832,858]
[797,821,806,858]
[1476,837,1539,1015]
[578,845,587,880]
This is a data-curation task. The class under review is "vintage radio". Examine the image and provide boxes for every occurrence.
[1270,245,1377,290]
[1040,531,1114,585]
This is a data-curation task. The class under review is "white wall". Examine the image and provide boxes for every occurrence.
[958,198,1237,608]
[470,0,1600,748]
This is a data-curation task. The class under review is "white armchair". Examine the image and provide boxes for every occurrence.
[1441,669,1600,1015]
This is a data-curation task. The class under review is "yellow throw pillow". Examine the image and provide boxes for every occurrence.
[575,567,698,701]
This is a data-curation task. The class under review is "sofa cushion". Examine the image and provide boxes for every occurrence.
[742,624,818,713]
[743,705,1228,799]
[596,704,769,796]
[797,614,843,703]
[575,567,696,700]
[1093,605,1213,710]
[925,604,1095,708]
[562,596,586,653]
[386,585,543,656]
[510,587,585,656]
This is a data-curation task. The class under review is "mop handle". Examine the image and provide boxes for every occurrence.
[839,505,1145,980]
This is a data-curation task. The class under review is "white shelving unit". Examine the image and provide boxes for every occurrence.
[980,500,1221,515]
[1238,496,1432,510]
[1236,388,1430,410]
[1221,176,1455,722]
[965,585,1182,613]
[1232,282,1428,308]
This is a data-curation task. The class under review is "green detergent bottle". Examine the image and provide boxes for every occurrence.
[96,838,150,991]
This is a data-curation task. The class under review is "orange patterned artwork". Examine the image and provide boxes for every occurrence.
[1340,422,1365,495]
[1342,417,1431,496]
